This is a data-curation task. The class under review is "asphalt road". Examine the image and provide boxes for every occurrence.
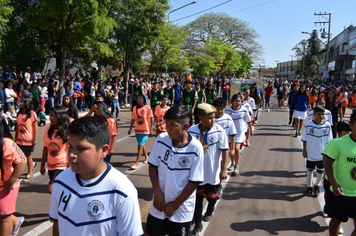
[14,98,355,236]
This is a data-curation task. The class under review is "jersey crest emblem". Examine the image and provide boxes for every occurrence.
[87,200,105,219]
[178,156,189,167]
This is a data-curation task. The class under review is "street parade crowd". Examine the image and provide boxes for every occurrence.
[0,64,356,236]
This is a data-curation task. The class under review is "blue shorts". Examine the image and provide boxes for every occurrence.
[136,134,148,146]
[265,96,271,103]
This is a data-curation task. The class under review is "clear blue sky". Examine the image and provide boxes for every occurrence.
[170,0,356,68]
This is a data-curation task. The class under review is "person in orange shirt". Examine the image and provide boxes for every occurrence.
[340,87,349,117]
[128,95,153,170]
[350,89,356,108]
[309,86,318,109]
[92,101,117,164]
[15,95,38,180]
[154,95,170,137]
[0,117,27,236]
[40,106,70,194]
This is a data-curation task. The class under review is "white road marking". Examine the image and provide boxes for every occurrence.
[23,220,53,236]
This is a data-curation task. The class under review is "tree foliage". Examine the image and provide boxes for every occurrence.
[184,12,262,61]
[146,23,189,75]
[0,0,13,32]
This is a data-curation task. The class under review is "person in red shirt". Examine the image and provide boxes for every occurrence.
[264,83,273,112]
[40,106,70,193]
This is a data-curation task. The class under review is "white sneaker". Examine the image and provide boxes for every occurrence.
[227,164,234,171]
[268,108,270,112]
[339,226,344,234]
[233,165,240,175]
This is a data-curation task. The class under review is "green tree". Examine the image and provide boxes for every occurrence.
[29,0,115,101]
[0,0,13,32]
[109,0,169,103]
[146,23,189,75]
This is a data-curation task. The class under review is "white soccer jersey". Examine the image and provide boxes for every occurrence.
[49,165,143,236]
[301,120,333,162]
[245,97,256,110]
[148,132,204,223]
[225,106,251,143]
[215,113,237,141]
[306,109,333,126]
[188,123,229,185]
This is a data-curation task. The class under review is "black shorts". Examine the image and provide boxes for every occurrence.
[196,184,220,198]
[328,192,356,222]
[17,144,34,153]
[306,160,324,170]
[48,169,64,184]
[145,214,191,236]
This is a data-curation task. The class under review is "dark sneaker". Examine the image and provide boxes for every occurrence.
[314,185,320,197]
[306,187,313,197]
[191,224,203,236]
[203,212,213,222]
[298,131,301,136]
[294,132,298,137]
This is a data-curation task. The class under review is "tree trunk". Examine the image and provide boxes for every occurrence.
[58,41,67,104]
[122,51,130,105]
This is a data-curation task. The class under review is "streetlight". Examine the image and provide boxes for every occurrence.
[289,55,294,79]
[165,1,196,78]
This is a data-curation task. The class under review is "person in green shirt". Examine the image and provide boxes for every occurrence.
[30,83,40,112]
[323,112,356,236]
[181,80,198,126]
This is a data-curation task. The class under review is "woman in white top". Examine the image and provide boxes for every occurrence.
[24,67,32,85]
[4,82,17,112]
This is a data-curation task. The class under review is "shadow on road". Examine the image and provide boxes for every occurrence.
[230,212,328,235]
[222,183,305,202]
[269,148,302,153]
[253,133,291,137]
[240,170,305,178]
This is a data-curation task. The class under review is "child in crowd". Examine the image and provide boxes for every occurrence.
[306,97,333,125]
[181,80,198,126]
[323,111,356,236]
[40,106,70,193]
[145,105,204,236]
[5,106,17,131]
[154,95,170,137]
[188,103,229,235]
[92,102,117,164]
[15,95,38,180]
[163,79,174,106]
[62,94,78,120]
[292,84,309,137]
[0,117,26,236]
[264,82,273,111]
[38,106,47,127]
[194,82,205,125]
[302,105,332,197]
[214,97,237,159]
[243,87,256,147]
[150,82,162,120]
[128,94,153,170]
[50,116,143,236]
[225,93,252,176]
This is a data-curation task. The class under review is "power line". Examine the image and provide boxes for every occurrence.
[172,0,232,22]
[229,0,276,15]
[325,0,339,12]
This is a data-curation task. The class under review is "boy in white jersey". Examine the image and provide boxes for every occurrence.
[49,117,143,236]
[243,87,255,147]
[188,103,229,235]
[146,105,204,236]
[301,105,332,197]
[306,97,333,125]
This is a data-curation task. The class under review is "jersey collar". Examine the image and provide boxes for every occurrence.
[75,164,111,187]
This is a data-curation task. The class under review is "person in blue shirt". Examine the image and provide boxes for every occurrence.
[292,84,309,137]
[173,79,182,105]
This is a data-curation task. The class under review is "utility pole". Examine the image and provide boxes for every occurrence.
[314,12,331,81]
[289,55,294,79]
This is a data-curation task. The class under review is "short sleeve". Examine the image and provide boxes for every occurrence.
[228,117,237,136]
[301,126,307,141]
[324,138,340,160]
[131,107,137,120]
[219,129,229,150]
[108,118,117,136]
[43,126,49,147]
[244,110,251,123]
[8,141,27,164]
[116,189,143,236]
[148,135,161,167]
[31,111,38,122]
[189,144,204,183]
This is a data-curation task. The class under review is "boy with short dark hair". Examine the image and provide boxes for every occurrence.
[323,111,356,236]
[302,105,332,197]
[188,103,229,235]
[181,80,198,126]
[163,79,174,106]
[145,105,204,236]
[49,116,143,236]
